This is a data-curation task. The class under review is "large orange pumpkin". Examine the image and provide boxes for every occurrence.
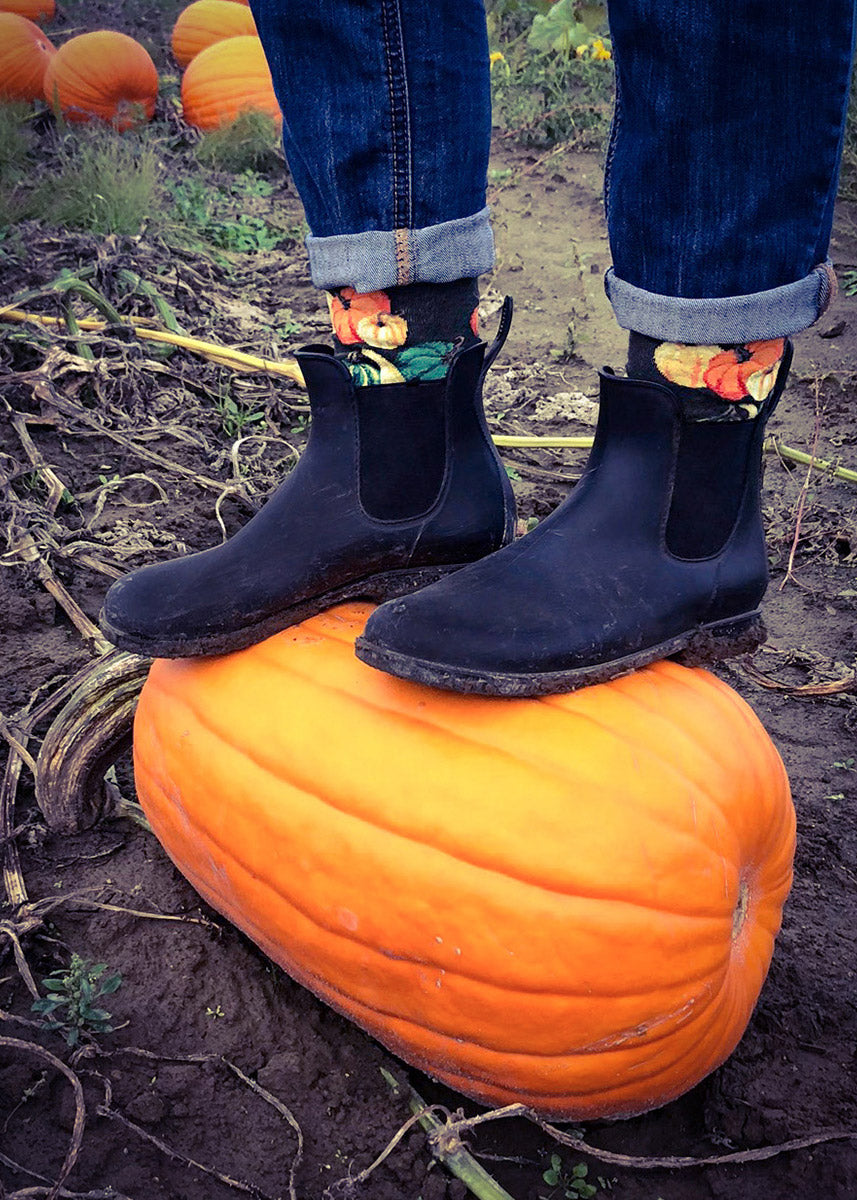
[43,31,158,130]
[0,0,55,23]
[0,12,55,102]
[171,0,257,69]
[180,34,280,131]
[133,603,795,1119]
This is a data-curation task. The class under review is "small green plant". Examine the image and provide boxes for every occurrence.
[834,756,856,770]
[214,388,266,439]
[32,954,122,1047]
[541,1153,615,1199]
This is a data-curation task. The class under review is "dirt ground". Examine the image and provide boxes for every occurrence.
[2,9,857,1200]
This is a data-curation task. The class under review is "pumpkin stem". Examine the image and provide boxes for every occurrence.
[732,878,750,941]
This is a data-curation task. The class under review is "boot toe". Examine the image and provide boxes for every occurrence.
[100,556,237,655]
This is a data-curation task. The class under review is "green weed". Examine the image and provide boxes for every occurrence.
[167,173,285,252]
[214,385,266,438]
[0,102,37,232]
[541,1152,615,1198]
[32,953,122,1047]
[33,128,163,235]
[0,102,34,179]
[195,110,283,173]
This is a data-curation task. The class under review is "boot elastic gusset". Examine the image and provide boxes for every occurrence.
[355,350,791,698]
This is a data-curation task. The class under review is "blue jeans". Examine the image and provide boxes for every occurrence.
[250,0,856,341]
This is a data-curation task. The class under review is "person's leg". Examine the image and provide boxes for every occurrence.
[100,0,515,658]
[356,0,857,696]
[254,0,493,383]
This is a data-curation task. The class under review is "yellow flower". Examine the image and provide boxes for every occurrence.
[575,43,589,58]
[591,38,612,60]
[489,51,505,67]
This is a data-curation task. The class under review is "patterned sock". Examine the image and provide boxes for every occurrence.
[627,331,787,421]
[327,279,480,386]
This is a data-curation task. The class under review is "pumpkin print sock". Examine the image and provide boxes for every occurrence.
[327,279,480,386]
[627,331,787,422]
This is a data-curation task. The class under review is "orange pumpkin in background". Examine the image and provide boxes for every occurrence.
[171,0,257,69]
[180,34,280,131]
[0,12,56,102]
[133,603,795,1120]
[0,0,55,23]
[43,31,158,130]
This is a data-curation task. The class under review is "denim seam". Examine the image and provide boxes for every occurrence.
[380,0,414,278]
[602,63,621,225]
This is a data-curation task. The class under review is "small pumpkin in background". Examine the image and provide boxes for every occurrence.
[171,0,257,69]
[44,31,158,131]
[0,12,56,103]
[180,34,280,131]
[0,0,55,23]
[133,603,795,1120]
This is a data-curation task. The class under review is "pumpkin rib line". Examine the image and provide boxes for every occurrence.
[142,784,730,1063]
[136,754,734,1005]
[240,651,746,887]
[546,674,745,835]
[147,675,740,922]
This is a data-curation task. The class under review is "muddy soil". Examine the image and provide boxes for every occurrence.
[2,5,857,1199]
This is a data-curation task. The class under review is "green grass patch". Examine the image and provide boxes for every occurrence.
[38,128,163,235]
[195,110,283,174]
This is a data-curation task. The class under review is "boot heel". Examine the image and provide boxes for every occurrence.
[674,612,766,667]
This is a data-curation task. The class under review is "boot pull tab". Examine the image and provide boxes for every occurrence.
[479,296,514,381]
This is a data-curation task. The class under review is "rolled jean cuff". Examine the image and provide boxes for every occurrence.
[604,261,837,343]
[305,207,495,292]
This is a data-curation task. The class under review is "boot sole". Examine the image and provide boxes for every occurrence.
[354,611,766,698]
[99,562,469,659]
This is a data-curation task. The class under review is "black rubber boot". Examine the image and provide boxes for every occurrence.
[355,343,792,697]
[99,305,516,657]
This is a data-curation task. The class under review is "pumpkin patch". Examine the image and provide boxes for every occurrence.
[133,603,795,1120]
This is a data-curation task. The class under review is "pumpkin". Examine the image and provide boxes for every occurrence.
[654,342,720,390]
[43,31,158,130]
[355,311,408,350]
[133,603,795,1120]
[171,0,257,69]
[0,12,56,103]
[0,0,55,23]
[327,287,392,345]
[180,34,280,132]
[703,339,786,403]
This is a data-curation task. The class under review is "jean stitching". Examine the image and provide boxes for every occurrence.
[394,228,412,284]
[379,0,414,254]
